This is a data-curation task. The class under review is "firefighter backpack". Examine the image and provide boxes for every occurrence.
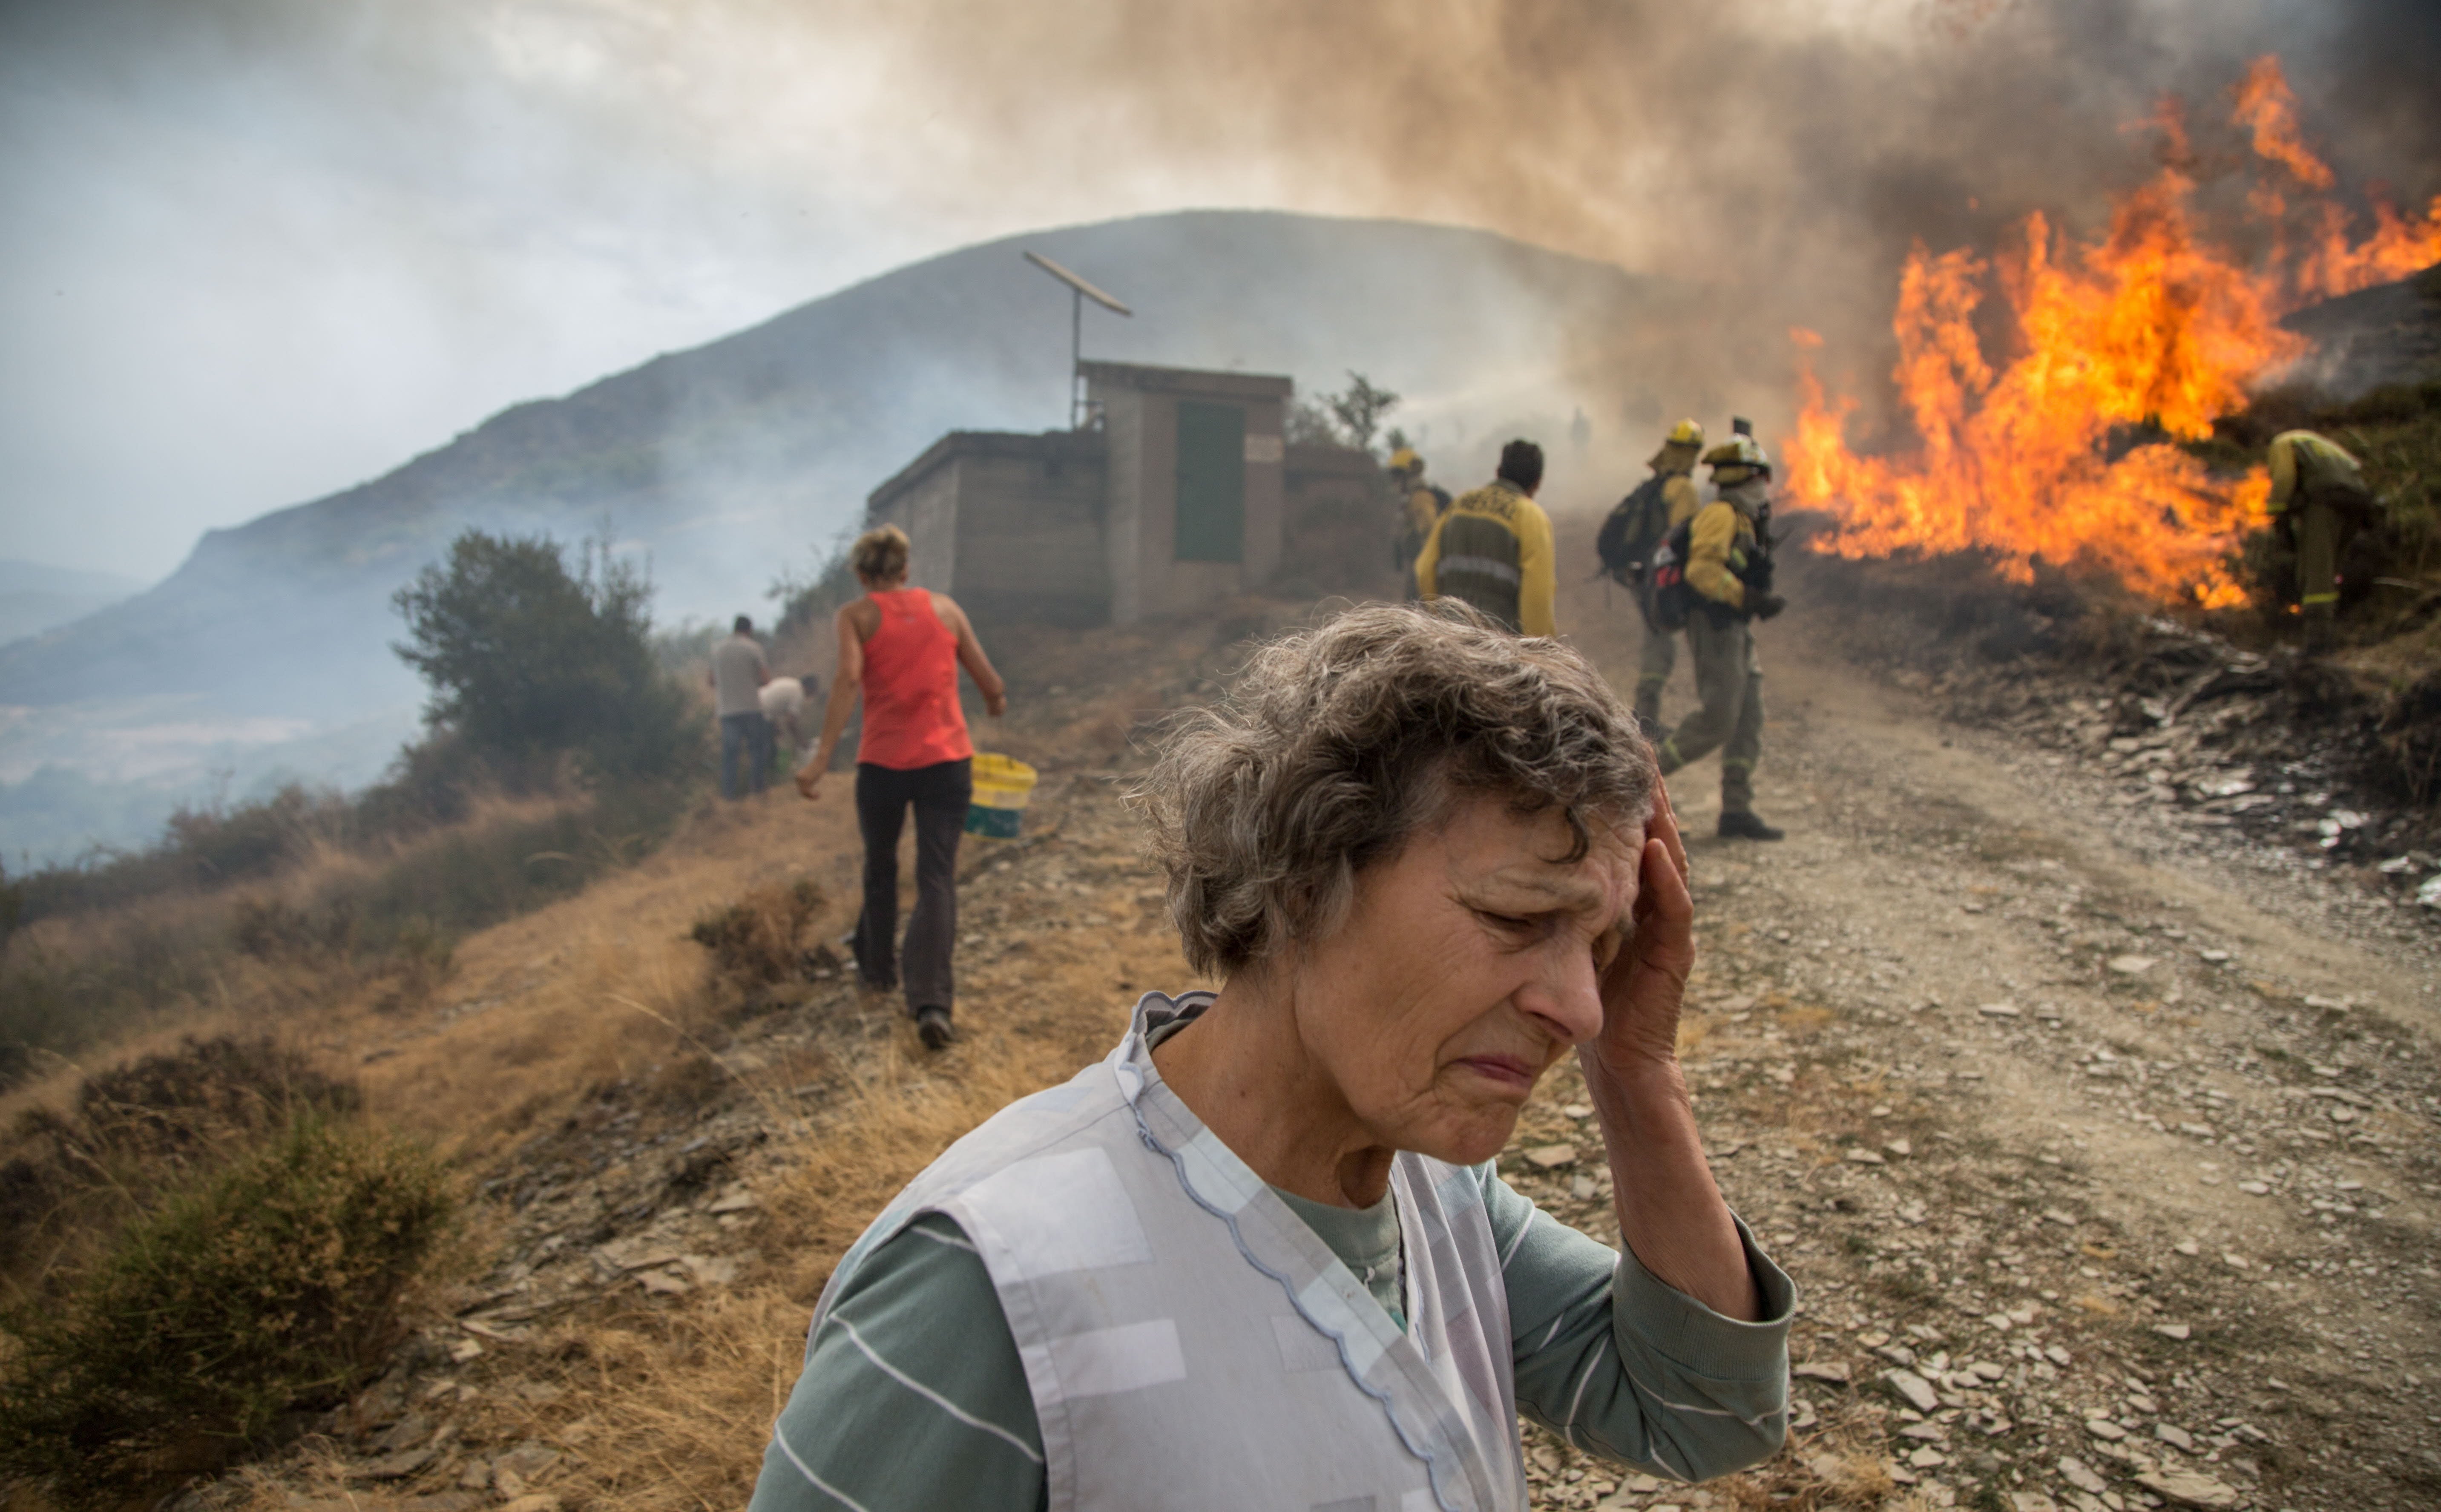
[1644,517,1697,632]
[1594,475,1671,586]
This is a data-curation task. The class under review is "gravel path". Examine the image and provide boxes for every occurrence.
[1499,558,2441,1511]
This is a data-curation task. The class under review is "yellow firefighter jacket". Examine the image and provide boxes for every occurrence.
[1660,473,1702,530]
[2266,431,2366,512]
[1403,483,1443,539]
[1685,497,1760,611]
[1415,479,1557,637]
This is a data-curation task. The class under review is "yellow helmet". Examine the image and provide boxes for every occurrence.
[1665,419,1704,448]
[1702,433,1772,480]
[1388,447,1422,474]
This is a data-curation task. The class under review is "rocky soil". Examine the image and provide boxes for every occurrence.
[1496,555,2440,1512]
[184,554,2437,1512]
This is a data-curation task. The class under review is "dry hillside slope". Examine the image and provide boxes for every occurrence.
[45,533,2441,1512]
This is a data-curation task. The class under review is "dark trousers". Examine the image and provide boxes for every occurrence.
[1659,610,1765,813]
[720,712,771,799]
[852,758,972,1015]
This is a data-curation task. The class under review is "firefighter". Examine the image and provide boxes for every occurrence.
[1656,432,1787,839]
[2266,429,2379,652]
[1626,419,1707,732]
[1389,447,1449,599]
[1415,438,1557,637]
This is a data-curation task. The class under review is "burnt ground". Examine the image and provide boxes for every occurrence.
[172,547,2438,1512]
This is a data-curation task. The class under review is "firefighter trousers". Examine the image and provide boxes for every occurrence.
[1658,610,1763,814]
[1633,612,1677,727]
[2292,498,2343,622]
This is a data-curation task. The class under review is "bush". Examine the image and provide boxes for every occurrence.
[0,1036,360,1273]
[0,910,228,1083]
[66,1036,359,1161]
[392,530,704,782]
[0,1115,454,1499]
[338,778,694,943]
[10,783,349,929]
[690,879,826,986]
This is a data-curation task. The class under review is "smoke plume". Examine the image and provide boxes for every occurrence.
[796,0,2439,444]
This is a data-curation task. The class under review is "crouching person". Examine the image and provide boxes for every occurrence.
[750,602,1791,1512]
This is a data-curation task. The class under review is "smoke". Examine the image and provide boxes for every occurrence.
[3,0,2434,577]
[790,0,2439,448]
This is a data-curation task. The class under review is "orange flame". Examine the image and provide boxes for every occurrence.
[2231,56,2332,190]
[1788,57,2432,608]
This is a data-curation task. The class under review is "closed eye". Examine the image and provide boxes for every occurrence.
[1593,927,1627,973]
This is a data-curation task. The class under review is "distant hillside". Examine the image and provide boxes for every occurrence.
[0,212,1685,720]
[0,559,143,648]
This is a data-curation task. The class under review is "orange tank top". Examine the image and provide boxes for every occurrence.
[855,589,974,769]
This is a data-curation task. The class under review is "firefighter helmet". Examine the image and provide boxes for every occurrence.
[1703,433,1772,482]
[1388,447,1422,474]
[1665,418,1704,448]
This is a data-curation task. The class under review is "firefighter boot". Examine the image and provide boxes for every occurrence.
[1717,810,1785,841]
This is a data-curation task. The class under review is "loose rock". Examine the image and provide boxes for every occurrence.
[1883,1369,1940,1412]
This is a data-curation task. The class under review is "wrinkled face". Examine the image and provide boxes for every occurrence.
[1291,795,1644,1167]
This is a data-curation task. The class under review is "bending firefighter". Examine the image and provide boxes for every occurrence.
[1415,438,1557,636]
[1388,446,1451,599]
[1595,419,1707,733]
[2266,429,2381,651]
[1653,432,1786,840]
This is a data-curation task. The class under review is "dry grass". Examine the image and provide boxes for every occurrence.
[689,880,826,988]
[463,1040,1096,1512]
[336,796,858,1165]
[0,788,623,1091]
[17,606,1289,1512]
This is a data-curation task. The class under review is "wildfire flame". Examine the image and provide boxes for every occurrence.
[1788,57,2441,609]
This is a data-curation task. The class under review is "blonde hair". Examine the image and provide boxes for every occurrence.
[851,524,911,584]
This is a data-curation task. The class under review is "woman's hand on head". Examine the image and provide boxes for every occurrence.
[1590,781,1695,1075]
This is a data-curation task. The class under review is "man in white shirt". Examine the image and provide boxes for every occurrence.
[759,674,815,767]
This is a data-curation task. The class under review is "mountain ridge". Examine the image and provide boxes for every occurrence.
[0,210,1680,718]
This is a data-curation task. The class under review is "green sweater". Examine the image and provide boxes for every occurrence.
[749,1165,1793,1510]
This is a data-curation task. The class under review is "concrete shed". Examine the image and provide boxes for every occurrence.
[865,360,1320,628]
[1080,361,1291,623]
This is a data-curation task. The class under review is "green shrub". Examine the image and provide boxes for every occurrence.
[0,1115,454,1498]
[0,1036,362,1299]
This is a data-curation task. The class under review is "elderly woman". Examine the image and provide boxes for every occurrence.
[751,604,1791,1512]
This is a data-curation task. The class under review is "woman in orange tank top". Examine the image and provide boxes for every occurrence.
[796,526,1007,1049]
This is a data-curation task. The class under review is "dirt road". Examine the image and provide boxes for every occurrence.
[1495,557,2441,1511]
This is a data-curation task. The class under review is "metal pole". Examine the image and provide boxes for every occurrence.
[1070,286,1084,428]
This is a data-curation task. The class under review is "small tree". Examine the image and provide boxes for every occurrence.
[391,531,696,781]
[1324,372,1401,456]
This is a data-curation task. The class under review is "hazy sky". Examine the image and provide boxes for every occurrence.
[2,0,2430,582]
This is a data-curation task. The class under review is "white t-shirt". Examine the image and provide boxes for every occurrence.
[759,677,806,721]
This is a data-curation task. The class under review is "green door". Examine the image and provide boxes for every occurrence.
[1174,401,1245,563]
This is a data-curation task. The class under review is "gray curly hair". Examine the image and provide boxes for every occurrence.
[1131,602,1657,978]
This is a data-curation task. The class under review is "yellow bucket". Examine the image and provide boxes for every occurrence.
[966,753,1038,839]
